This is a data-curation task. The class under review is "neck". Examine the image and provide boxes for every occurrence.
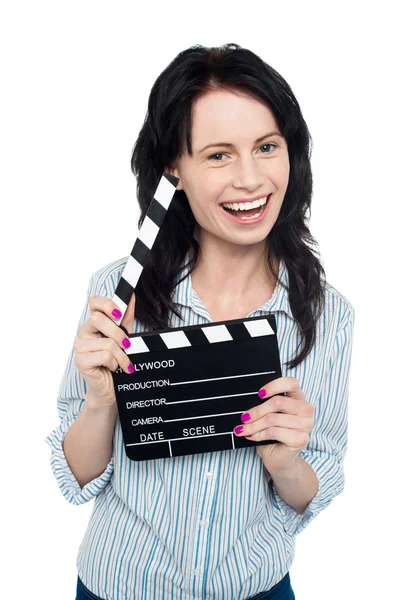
[188,235,279,313]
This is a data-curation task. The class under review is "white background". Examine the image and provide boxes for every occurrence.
[1,1,398,598]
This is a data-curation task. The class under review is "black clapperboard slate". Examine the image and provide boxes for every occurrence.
[110,173,282,461]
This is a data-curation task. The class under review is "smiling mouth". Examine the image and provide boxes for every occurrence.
[222,195,270,219]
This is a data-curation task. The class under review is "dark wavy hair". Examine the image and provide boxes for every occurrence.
[130,42,326,370]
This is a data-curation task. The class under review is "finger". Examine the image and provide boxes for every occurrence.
[120,292,136,335]
[73,337,131,362]
[243,395,305,424]
[248,426,310,448]
[74,344,133,375]
[88,295,125,321]
[74,348,118,374]
[74,336,134,374]
[258,376,305,400]
[78,309,131,350]
[238,413,313,437]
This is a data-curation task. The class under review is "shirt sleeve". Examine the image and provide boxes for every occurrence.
[270,305,355,536]
[44,270,115,505]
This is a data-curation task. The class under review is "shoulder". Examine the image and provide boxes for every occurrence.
[90,255,130,296]
[322,279,355,331]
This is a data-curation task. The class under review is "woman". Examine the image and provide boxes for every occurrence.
[46,43,355,600]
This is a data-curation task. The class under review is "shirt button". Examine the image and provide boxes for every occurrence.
[206,472,214,480]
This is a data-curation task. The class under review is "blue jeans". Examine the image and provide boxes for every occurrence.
[76,571,295,599]
[246,572,295,599]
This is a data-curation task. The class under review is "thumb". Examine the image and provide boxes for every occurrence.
[120,292,136,335]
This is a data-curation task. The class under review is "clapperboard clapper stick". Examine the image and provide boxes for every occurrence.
[110,172,282,461]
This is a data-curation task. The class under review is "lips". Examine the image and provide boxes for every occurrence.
[220,194,272,225]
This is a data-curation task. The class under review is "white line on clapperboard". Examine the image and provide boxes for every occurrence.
[165,370,275,421]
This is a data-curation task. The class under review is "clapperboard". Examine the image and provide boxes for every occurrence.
[111,173,282,461]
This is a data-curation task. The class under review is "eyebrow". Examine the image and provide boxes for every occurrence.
[198,131,283,154]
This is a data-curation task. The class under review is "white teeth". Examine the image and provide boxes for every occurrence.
[222,196,268,211]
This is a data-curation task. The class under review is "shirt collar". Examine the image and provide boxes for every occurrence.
[172,254,294,320]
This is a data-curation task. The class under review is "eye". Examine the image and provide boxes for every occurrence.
[208,152,225,162]
[260,143,277,154]
[207,143,277,162]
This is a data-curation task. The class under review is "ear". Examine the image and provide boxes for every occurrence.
[164,165,183,191]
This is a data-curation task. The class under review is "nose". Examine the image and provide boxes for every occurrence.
[232,156,265,191]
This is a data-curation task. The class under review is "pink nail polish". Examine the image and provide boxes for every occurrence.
[234,425,244,435]
[241,413,251,423]
[258,389,266,398]
[122,337,131,348]
[112,308,122,319]
[128,363,135,373]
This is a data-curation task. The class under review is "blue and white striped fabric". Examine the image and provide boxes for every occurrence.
[45,255,355,600]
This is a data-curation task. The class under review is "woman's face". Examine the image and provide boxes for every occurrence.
[166,88,290,248]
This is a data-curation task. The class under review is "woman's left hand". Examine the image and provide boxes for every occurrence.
[234,377,315,475]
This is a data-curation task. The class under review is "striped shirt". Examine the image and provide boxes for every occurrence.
[45,255,355,600]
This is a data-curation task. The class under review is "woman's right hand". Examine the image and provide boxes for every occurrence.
[73,292,136,409]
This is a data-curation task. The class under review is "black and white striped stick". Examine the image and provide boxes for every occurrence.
[111,172,179,329]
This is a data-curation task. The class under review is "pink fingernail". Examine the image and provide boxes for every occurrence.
[234,426,244,435]
[122,337,131,348]
[128,363,135,373]
[112,308,122,319]
[258,389,266,398]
